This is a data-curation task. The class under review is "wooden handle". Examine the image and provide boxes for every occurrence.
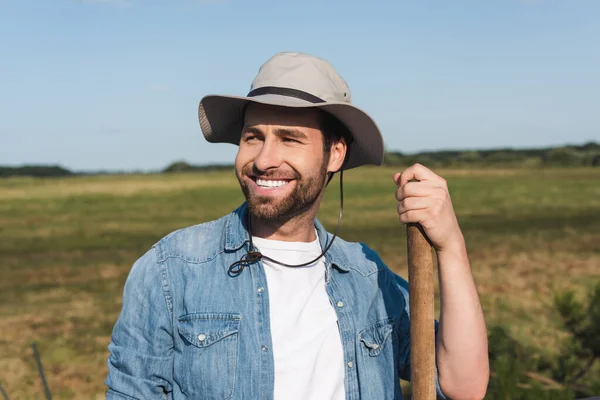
[407,223,436,400]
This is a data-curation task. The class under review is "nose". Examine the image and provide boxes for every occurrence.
[253,138,282,172]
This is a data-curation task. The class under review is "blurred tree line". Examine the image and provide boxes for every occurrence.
[0,165,73,178]
[2,142,598,178]
[384,142,600,168]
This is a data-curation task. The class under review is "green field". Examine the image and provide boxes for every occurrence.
[0,167,599,399]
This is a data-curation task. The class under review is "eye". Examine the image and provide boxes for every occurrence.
[282,137,301,144]
[243,133,260,142]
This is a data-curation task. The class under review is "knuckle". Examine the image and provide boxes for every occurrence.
[395,189,403,201]
[401,198,409,209]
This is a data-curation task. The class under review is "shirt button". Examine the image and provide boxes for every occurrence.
[198,333,206,341]
[257,287,264,293]
[337,301,344,308]
[261,345,268,352]
[347,361,354,368]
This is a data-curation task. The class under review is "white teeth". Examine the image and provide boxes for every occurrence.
[256,179,289,188]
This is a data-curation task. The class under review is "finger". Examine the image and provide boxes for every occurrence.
[395,181,438,201]
[397,197,431,215]
[399,163,441,187]
[398,209,427,225]
[393,172,401,186]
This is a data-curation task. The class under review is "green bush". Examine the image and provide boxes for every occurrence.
[543,148,584,167]
[485,282,600,398]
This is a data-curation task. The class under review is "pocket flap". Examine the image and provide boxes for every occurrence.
[177,312,241,348]
[358,319,395,356]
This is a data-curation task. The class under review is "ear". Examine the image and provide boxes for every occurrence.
[327,138,347,173]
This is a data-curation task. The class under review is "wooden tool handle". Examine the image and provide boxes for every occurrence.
[407,222,436,400]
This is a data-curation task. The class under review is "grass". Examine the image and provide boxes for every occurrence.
[0,167,599,399]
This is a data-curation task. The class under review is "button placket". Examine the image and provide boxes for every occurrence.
[248,255,274,399]
[326,266,360,400]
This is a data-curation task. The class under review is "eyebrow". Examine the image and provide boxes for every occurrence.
[242,126,308,141]
[242,126,263,136]
[274,127,308,140]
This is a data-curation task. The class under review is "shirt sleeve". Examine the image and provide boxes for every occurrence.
[391,271,447,400]
[105,247,174,400]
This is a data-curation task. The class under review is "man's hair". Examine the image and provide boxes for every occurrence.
[319,110,353,168]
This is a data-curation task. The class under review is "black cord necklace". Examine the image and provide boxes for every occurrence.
[228,170,344,275]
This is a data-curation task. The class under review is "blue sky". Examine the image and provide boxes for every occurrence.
[1,0,599,171]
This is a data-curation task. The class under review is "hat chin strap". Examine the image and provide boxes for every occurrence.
[228,169,345,276]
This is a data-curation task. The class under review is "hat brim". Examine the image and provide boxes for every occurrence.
[198,93,384,170]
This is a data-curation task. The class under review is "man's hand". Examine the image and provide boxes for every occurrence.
[395,164,489,399]
[394,163,463,254]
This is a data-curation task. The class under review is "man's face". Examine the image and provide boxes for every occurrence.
[235,103,344,221]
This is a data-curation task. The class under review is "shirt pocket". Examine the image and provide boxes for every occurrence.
[358,318,402,399]
[176,312,241,400]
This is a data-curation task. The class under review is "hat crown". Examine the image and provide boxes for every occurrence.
[250,52,352,104]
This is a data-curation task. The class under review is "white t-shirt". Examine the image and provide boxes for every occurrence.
[252,234,346,400]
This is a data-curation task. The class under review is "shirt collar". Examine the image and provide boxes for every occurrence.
[224,203,250,252]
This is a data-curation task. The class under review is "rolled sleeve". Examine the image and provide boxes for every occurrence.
[106,248,174,399]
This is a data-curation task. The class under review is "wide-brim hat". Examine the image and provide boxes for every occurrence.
[198,52,385,170]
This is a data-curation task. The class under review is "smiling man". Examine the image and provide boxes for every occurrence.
[236,105,343,239]
[106,52,489,400]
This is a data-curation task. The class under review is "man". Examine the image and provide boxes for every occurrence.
[106,52,489,399]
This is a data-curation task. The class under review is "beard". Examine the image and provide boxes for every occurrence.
[236,161,328,222]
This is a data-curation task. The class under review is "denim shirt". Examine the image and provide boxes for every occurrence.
[106,203,446,400]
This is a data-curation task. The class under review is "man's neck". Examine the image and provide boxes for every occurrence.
[250,211,317,242]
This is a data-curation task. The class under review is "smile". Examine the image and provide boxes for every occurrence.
[255,179,290,189]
